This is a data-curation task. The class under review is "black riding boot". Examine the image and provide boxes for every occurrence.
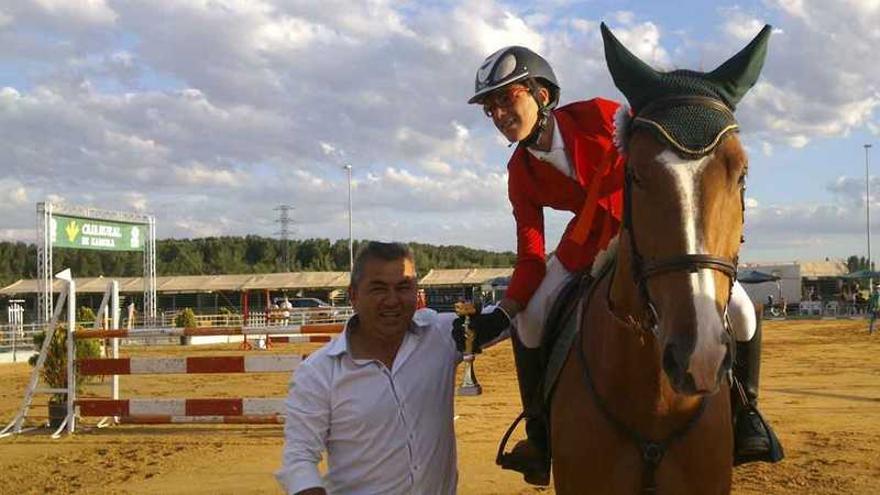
[498,332,551,486]
[731,314,785,465]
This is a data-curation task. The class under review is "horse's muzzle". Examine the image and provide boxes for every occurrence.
[662,332,731,395]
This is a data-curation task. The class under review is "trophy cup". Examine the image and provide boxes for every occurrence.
[454,301,482,396]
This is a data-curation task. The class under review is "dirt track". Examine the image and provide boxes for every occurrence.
[0,319,878,494]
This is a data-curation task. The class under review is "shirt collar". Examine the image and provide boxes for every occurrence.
[326,312,429,358]
[527,115,563,154]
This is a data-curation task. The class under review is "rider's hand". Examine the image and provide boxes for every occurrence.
[452,307,511,353]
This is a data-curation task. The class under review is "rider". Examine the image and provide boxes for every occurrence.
[464,46,781,485]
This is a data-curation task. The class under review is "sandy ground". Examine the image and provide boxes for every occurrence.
[0,319,878,494]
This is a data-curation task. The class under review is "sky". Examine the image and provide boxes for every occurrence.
[0,0,878,264]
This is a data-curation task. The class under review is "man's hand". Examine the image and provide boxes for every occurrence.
[452,307,511,353]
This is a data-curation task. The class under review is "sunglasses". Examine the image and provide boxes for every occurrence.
[482,86,530,117]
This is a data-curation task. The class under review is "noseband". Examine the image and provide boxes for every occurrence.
[622,95,744,331]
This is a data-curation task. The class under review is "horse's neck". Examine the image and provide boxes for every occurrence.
[591,229,703,437]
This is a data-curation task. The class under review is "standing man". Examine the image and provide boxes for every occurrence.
[466,45,780,485]
[281,296,293,326]
[275,242,460,495]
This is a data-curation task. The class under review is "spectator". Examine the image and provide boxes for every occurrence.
[869,285,880,335]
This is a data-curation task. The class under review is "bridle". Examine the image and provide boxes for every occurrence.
[622,95,745,333]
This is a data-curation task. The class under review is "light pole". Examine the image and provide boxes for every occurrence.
[867,144,873,272]
[344,164,353,273]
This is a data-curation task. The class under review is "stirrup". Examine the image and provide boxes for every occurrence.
[498,444,550,486]
[495,411,551,486]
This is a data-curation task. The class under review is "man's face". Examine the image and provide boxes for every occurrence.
[350,257,418,339]
[482,84,541,142]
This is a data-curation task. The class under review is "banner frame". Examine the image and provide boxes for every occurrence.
[36,202,156,325]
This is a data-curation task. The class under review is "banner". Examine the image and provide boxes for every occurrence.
[51,215,146,252]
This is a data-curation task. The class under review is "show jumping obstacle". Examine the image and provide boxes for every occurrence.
[1,270,344,438]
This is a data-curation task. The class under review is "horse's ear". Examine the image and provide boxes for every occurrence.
[708,25,772,108]
[601,22,660,110]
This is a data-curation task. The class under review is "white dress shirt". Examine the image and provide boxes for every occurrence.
[527,115,574,178]
[276,309,461,495]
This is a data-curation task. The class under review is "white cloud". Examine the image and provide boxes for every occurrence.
[421,158,453,175]
[452,1,545,55]
[0,10,13,28]
[0,179,28,207]
[0,0,876,261]
[732,2,880,146]
[33,0,117,25]
[173,162,249,188]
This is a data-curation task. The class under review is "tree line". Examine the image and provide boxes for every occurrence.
[0,237,517,287]
[846,255,875,273]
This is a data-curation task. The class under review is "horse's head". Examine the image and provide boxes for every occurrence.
[602,23,770,395]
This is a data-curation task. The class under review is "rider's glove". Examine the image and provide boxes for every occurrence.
[452,307,511,353]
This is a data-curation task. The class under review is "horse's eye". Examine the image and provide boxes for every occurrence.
[738,172,746,185]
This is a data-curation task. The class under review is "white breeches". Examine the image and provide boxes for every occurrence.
[513,258,757,348]
[729,280,757,342]
[514,256,573,349]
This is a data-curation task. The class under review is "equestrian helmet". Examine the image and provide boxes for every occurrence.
[468,46,559,106]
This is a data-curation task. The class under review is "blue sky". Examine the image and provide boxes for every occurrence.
[0,0,878,264]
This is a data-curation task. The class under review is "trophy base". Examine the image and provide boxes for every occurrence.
[457,385,483,396]
[458,355,482,396]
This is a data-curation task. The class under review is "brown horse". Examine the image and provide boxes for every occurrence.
[550,24,771,494]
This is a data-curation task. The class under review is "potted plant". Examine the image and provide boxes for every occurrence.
[175,307,197,345]
[29,322,102,428]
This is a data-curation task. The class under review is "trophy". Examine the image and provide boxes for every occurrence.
[454,301,482,396]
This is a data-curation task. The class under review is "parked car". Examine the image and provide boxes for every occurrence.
[273,297,339,322]
[290,297,331,309]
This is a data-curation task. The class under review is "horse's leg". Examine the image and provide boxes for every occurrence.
[550,344,595,493]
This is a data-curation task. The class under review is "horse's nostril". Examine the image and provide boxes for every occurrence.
[663,344,682,377]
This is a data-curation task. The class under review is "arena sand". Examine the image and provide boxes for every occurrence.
[0,319,878,494]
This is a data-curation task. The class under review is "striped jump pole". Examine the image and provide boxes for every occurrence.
[62,304,346,431]
[77,398,286,424]
[268,335,332,344]
[79,354,306,376]
[74,323,344,340]
[74,354,307,427]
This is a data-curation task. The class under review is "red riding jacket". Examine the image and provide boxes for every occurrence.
[505,98,625,307]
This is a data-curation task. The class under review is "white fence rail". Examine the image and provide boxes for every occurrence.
[0,323,43,362]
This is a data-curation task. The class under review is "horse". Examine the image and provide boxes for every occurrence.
[549,23,771,494]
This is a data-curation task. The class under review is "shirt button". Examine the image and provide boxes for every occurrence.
[409,433,414,440]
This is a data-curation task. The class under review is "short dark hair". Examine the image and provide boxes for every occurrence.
[350,241,415,287]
